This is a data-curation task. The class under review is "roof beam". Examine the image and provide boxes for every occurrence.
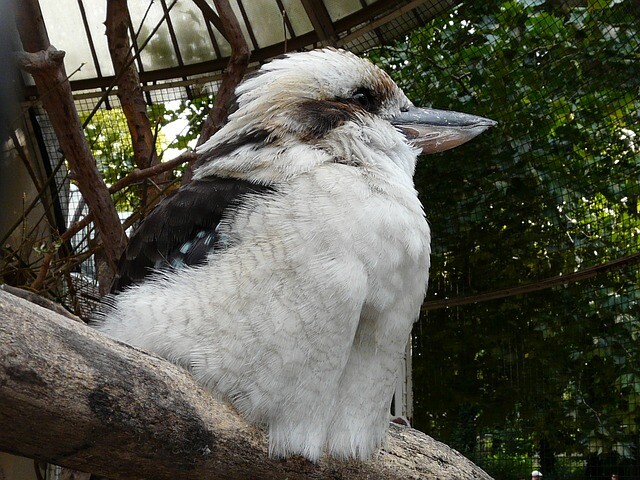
[300,0,337,45]
[191,0,225,35]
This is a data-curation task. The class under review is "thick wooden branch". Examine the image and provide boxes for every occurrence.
[0,289,492,480]
[15,1,126,275]
[14,46,126,274]
[183,0,250,182]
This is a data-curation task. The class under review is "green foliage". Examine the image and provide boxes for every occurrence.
[84,108,136,191]
[370,0,640,476]
[158,95,215,150]
[82,95,214,212]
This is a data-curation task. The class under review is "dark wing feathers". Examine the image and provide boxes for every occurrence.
[111,176,272,293]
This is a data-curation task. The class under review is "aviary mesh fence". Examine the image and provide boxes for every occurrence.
[365,1,640,479]
[2,1,639,479]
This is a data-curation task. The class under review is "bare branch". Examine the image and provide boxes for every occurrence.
[15,45,126,274]
[193,0,251,147]
[14,0,127,283]
[105,0,170,201]
[108,151,197,194]
[181,0,251,182]
[0,289,492,480]
[29,249,53,291]
[422,252,640,311]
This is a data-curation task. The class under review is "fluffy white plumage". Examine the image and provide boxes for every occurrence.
[95,48,493,461]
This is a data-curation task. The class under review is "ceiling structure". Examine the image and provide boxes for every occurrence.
[33,0,457,94]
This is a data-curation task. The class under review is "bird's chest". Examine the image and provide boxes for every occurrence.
[284,166,431,312]
[353,179,431,317]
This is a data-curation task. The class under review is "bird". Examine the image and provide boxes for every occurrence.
[95,48,495,462]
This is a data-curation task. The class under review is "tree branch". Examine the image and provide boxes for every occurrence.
[421,251,640,311]
[15,1,126,276]
[0,289,492,480]
[182,0,251,182]
[105,0,170,205]
[108,151,197,194]
[192,0,251,152]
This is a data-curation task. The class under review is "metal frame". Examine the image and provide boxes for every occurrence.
[22,0,448,96]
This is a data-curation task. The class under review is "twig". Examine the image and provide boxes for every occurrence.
[283,9,288,53]
[422,251,640,311]
[81,0,180,129]
[29,214,94,292]
[0,155,66,249]
[30,250,54,291]
[33,460,45,480]
[10,131,42,192]
[8,132,65,246]
[108,151,197,194]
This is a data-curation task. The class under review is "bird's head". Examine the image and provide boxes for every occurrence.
[196,48,495,182]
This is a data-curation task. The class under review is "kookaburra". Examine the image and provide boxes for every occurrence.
[96,48,495,461]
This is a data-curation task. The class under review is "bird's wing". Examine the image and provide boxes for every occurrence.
[111,176,272,292]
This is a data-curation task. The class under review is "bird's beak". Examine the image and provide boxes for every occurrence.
[391,106,497,154]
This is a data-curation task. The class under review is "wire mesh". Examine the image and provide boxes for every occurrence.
[365,1,640,479]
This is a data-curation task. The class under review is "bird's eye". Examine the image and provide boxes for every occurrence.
[350,88,375,111]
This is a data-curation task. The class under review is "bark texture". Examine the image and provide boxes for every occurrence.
[105,0,169,203]
[194,0,251,148]
[0,288,492,480]
[15,0,126,274]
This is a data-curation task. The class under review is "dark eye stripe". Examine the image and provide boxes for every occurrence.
[353,88,375,108]
[339,87,379,113]
[293,87,383,140]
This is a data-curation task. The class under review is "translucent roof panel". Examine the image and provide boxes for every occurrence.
[39,0,100,80]
[324,0,362,22]
[167,2,217,65]
[280,0,314,36]
[239,0,291,48]
[129,1,179,70]
[33,0,452,92]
